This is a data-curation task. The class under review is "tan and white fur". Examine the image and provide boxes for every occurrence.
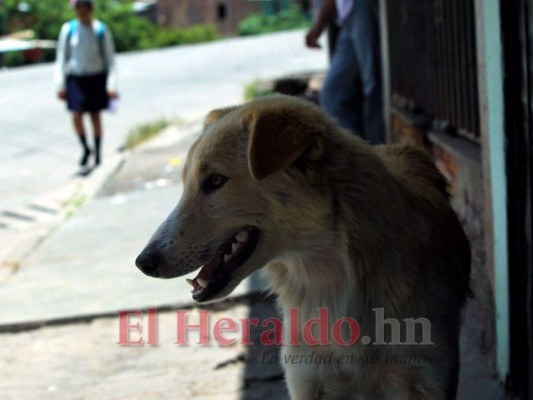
[136,95,471,399]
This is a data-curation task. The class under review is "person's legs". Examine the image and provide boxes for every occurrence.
[345,0,385,144]
[72,112,91,166]
[89,112,102,165]
[320,29,364,134]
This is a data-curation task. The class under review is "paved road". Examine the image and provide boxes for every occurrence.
[0,30,327,217]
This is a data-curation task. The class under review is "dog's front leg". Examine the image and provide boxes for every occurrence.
[282,345,321,400]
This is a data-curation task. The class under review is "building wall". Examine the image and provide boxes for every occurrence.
[157,0,263,36]
[389,108,497,376]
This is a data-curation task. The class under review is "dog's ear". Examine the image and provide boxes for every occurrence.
[245,104,325,180]
[204,105,239,130]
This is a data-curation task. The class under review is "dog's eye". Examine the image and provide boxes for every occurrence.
[202,173,228,194]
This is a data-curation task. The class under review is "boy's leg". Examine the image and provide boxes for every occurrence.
[90,112,102,165]
[72,112,91,166]
[346,0,385,145]
[320,29,364,135]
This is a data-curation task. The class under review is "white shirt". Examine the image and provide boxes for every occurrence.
[54,19,117,92]
[335,0,354,24]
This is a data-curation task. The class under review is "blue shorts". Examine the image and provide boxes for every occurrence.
[66,72,109,113]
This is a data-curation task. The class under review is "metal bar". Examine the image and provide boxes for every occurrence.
[443,0,454,124]
[435,0,446,120]
[467,0,481,138]
[448,0,461,127]
[456,0,468,133]
[461,0,472,134]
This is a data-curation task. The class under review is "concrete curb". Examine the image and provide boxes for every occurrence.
[0,291,273,334]
[0,150,126,271]
[1,117,214,270]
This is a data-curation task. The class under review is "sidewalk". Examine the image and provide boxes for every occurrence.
[0,122,265,327]
[0,301,287,400]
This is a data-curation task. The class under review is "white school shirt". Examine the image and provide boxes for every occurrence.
[54,19,117,92]
[335,0,354,24]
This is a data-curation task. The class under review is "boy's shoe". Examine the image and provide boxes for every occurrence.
[80,148,91,167]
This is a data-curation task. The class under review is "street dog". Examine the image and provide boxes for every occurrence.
[136,95,471,399]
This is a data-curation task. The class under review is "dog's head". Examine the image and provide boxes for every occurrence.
[135,95,336,302]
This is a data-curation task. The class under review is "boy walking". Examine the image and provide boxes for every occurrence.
[54,0,117,167]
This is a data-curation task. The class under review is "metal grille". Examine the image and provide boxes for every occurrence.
[386,0,480,141]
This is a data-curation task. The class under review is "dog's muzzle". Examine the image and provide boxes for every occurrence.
[135,226,261,302]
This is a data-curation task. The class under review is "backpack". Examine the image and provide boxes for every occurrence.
[65,19,108,71]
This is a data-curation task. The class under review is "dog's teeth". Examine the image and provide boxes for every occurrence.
[232,243,239,253]
[186,278,194,287]
[197,278,209,288]
[235,231,248,243]
[224,254,231,263]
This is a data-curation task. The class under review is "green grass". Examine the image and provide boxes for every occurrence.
[238,7,310,36]
[65,194,87,219]
[125,118,170,149]
[244,79,274,101]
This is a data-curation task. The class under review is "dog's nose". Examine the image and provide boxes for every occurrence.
[135,249,161,277]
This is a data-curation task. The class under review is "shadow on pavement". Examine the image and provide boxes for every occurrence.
[75,165,96,178]
[239,273,289,400]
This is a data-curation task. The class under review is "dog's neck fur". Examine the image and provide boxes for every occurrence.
[264,133,427,330]
[264,231,355,316]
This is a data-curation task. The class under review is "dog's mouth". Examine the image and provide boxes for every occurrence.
[186,226,260,302]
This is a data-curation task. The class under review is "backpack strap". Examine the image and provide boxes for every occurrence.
[95,20,106,38]
[95,21,108,72]
[69,19,79,35]
[64,19,78,65]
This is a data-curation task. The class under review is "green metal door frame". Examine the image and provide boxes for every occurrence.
[474,0,510,382]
